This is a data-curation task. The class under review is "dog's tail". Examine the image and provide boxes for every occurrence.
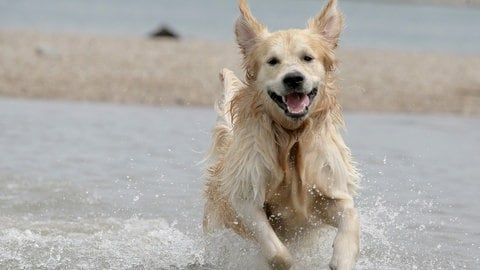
[216,68,244,127]
[205,69,244,166]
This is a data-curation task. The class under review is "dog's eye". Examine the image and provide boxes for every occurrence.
[267,57,280,66]
[303,55,314,62]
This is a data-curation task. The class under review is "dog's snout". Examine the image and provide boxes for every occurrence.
[283,72,304,91]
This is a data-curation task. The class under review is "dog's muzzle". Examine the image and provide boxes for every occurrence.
[268,72,318,119]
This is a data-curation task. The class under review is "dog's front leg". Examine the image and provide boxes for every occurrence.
[325,198,360,270]
[234,198,293,270]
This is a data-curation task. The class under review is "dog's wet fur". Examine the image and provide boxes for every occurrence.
[203,1,360,269]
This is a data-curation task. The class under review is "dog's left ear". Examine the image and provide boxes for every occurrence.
[308,0,343,49]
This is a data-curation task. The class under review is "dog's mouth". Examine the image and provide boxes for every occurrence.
[268,88,318,119]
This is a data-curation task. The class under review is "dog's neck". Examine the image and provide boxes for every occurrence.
[270,103,334,134]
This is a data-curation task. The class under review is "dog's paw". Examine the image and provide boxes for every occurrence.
[328,251,356,270]
[269,255,292,270]
[329,228,359,270]
[328,260,355,270]
[268,248,293,270]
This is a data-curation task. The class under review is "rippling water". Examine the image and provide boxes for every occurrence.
[0,98,479,269]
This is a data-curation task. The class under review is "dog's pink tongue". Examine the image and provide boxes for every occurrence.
[286,93,309,114]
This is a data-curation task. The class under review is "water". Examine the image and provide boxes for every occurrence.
[0,0,480,53]
[0,98,479,269]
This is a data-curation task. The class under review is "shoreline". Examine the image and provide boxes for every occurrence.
[1,30,479,115]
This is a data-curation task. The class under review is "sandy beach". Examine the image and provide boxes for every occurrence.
[1,30,479,115]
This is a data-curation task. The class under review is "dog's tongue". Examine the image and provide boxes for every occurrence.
[285,93,309,114]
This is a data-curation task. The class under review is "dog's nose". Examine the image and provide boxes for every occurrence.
[283,72,304,91]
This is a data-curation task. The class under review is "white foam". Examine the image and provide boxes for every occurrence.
[0,217,204,269]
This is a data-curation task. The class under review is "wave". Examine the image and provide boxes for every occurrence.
[0,217,205,269]
[0,173,474,269]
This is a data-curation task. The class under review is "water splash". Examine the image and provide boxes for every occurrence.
[0,218,204,269]
[203,227,335,270]
[1,189,473,269]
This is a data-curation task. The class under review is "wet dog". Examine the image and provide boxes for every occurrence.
[203,1,359,269]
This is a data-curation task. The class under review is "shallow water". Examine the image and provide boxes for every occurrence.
[1,0,480,53]
[0,98,479,269]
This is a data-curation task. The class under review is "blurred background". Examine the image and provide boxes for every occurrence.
[1,0,480,51]
[0,0,479,269]
[1,0,480,113]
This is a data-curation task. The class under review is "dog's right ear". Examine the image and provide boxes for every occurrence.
[235,0,268,55]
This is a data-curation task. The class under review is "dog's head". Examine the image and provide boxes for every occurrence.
[235,0,343,128]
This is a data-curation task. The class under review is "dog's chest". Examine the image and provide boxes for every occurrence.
[264,140,325,234]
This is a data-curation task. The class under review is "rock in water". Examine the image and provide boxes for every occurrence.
[149,25,180,39]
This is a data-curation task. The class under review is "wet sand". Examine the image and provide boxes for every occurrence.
[1,30,479,115]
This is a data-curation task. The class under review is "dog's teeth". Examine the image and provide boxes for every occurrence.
[282,96,287,103]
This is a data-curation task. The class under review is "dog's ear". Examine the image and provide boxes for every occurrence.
[235,0,268,55]
[308,0,343,49]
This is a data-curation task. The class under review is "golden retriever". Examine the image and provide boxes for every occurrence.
[203,0,359,269]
